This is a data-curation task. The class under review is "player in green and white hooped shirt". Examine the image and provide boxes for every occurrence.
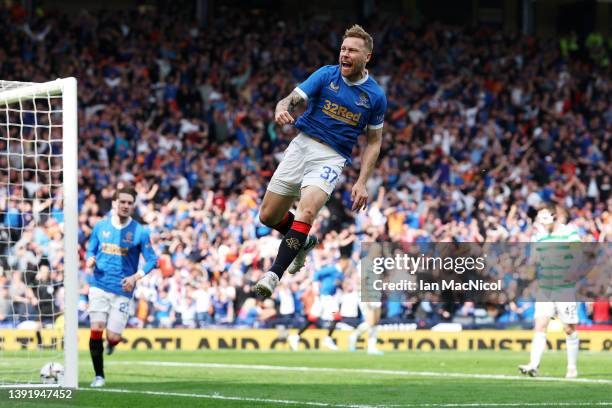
[519,205,581,379]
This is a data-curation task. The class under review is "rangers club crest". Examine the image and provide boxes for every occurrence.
[356,92,370,108]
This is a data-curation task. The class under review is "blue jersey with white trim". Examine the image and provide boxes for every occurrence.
[294,65,387,163]
[314,264,344,296]
[86,217,158,298]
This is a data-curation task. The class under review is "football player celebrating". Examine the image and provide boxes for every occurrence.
[255,24,387,297]
[86,186,158,387]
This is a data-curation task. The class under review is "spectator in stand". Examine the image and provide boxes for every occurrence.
[591,297,612,324]
[0,4,609,329]
[154,290,173,328]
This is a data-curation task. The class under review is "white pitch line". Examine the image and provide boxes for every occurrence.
[111,360,612,385]
[80,388,612,407]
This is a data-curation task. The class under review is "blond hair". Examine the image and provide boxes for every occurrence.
[343,24,373,52]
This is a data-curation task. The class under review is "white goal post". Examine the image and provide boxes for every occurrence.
[0,78,78,388]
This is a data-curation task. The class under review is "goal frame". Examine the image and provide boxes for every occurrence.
[0,78,79,388]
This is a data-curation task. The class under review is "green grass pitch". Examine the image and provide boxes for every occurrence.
[1,350,611,407]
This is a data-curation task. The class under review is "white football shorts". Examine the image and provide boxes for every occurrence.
[267,133,346,197]
[88,286,131,334]
[534,301,578,324]
[359,301,382,315]
[320,295,340,321]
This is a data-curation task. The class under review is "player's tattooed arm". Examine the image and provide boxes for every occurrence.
[277,90,305,113]
[274,90,305,125]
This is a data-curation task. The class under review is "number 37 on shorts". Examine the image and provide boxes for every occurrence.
[320,166,339,184]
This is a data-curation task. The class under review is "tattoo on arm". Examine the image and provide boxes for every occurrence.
[276,90,305,113]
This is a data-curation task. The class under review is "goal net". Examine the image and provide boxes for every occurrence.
[0,78,78,388]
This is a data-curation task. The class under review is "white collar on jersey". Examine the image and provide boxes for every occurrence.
[111,213,132,230]
[341,69,369,86]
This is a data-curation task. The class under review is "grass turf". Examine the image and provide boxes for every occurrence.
[1,350,611,407]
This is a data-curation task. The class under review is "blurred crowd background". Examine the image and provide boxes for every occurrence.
[0,2,610,330]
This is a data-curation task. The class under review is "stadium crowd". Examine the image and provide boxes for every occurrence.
[0,3,611,330]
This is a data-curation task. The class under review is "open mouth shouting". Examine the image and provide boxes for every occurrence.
[341,60,353,75]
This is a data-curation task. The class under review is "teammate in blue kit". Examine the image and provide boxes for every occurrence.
[288,258,345,351]
[255,24,387,297]
[85,186,158,387]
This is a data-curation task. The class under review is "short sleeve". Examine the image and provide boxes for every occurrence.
[368,93,387,130]
[295,66,330,100]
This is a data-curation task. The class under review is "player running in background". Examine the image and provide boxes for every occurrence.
[519,204,582,379]
[349,259,384,355]
[349,240,384,355]
[255,24,387,297]
[288,253,344,351]
[85,186,158,387]
[348,301,383,355]
[338,275,384,355]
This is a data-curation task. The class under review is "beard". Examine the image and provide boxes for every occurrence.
[352,61,366,78]
[341,59,366,80]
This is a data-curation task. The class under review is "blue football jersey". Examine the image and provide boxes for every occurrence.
[294,65,387,162]
[314,264,344,296]
[86,216,158,298]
